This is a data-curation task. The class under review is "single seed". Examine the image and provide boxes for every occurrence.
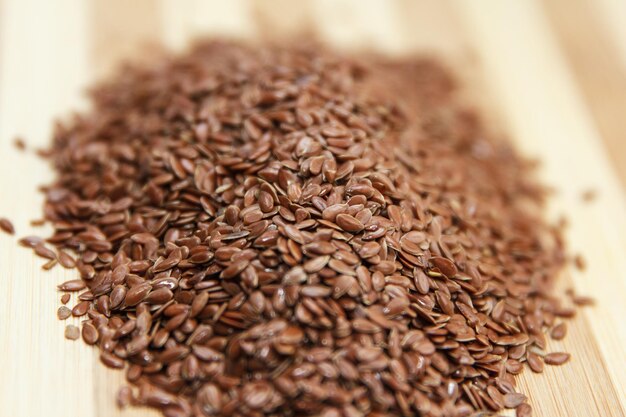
[57,306,71,320]
[544,352,571,365]
[82,322,99,345]
[65,325,80,340]
[335,214,364,233]
[527,352,544,373]
[0,217,15,235]
[72,301,90,317]
[58,250,77,268]
[34,243,56,260]
[58,279,86,292]
[516,403,532,417]
[117,386,132,409]
[551,322,567,340]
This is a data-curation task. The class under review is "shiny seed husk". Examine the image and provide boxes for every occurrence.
[0,218,15,235]
[22,41,579,417]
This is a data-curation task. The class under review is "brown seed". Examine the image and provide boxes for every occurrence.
[145,287,173,305]
[358,241,380,259]
[527,352,544,373]
[58,279,86,292]
[0,218,15,235]
[573,254,586,271]
[13,137,26,150]
[581,189,596,203]
[82,322,99,345]
[572,295,594,306]
[57,306,71,320]
[65,325,80,340]
[117,386,132,409]
[516,403,532,417]
[126,335,150,356]
[429,257,457,277]
[544,352,571,365]
[57,250,77,268]
[335,214,364,233]
[42,259,58,270]
[71,301,90,317]
[18,235,43,247]
[60,294,71,304]
[34,243,57,260]
[258,191,274,213]
[101,351,125,369]
[124,283,151,306]
[504,393,527,408]
[550,322,567,340]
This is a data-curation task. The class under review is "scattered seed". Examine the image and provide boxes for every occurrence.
[65,325,80,340]
[527,352,544,373]
[57,306,71,320]
[429,257,457,277]
[101,351,125,369]
[34,243,56,260]
[551,322,567,340]
[581,189,596,203]
[14,137,26,150]
[516,403,532,417]
[572,295,594,306]
[58,280,86,292]
[0,218,15,235]
[82,322,99,345]
[117,386,132,409]
[544,352,571,365]
[58,250,77,268]
[71,301,90,317]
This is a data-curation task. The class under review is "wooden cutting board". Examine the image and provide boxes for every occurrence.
[1,1,624,416]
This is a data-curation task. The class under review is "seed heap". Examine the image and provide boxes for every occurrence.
[30,42,575,416]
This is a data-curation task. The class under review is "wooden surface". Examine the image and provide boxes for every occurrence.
[0,1,625,416]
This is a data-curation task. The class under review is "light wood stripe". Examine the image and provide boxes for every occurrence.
[0,2,94,417]
[91,0,162,80]
[542,0,626,189]
[454,1,626,414]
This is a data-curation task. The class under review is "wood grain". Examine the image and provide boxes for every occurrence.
[542,0,626,189]
[0,1,624,417]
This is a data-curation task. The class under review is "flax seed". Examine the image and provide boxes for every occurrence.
[544,352,571,365]
[57,306,71,320]
[19,41,579,417]
[65,325,80,340]
[551,322,567,340]
[0,218,15,235]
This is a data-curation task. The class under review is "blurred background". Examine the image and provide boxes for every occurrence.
[1,0,625,187]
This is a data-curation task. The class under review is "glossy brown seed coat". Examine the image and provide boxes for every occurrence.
[544,352,571,365]
[24,41,579,417]
[0,218,15,235]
